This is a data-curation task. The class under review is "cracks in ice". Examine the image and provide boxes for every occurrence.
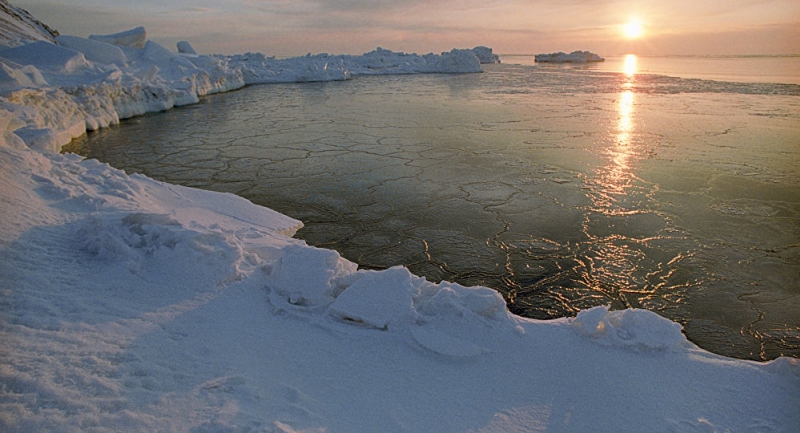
[64,76,800,360]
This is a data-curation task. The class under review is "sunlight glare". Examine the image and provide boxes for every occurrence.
[623,21,643,39]
[617,90,634,146]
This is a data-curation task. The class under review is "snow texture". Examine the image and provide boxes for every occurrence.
[0,7,798,433]
[0,0,58,49]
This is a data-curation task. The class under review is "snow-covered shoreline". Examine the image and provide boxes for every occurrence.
[0,23,493,153]
[1,6,799,432]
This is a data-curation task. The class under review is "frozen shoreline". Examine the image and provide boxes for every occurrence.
[0,24,494,153]
[1,9,799,433]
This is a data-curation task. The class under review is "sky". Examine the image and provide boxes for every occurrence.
[14,0,800,57]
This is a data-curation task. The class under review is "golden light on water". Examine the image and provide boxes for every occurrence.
[617,90,634,146]
[623,54,637,78]
[618,55,637,145]
[595,76,638,207]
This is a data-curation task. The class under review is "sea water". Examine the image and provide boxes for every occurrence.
[506,54,800,85]
[64,56,800,361]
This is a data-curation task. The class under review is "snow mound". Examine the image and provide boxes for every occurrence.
[0,40,88,73]
[268,247,511,336]
[571,305,689,351]
[330,266,509,329]
[89,26,147,49]
[76,211,271,284]
[535,50,605,63]
[56,35,127,67]
[328,267,419,330]
[267,244,358,309]
[0,58,47,91]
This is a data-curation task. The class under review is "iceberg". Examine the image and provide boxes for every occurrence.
[535,50,605,63]
[472,46,501,64]
[0,5,797,433]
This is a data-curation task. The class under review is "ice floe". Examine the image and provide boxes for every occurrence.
[535,50,605,63]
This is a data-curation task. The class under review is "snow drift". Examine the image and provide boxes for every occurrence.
[0,6,798,433]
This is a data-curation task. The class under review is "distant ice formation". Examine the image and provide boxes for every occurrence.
[471,46,501,64]
[535,50,605,63]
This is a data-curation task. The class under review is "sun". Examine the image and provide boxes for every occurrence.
[623,21,643,39]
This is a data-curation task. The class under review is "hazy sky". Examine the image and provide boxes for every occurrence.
[14,0,800,56]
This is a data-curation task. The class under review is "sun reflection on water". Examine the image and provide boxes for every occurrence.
[592,55,639,210]
[605,72,637,196]
[618,55,637,148]
[617,90,634,146]
[623,54,637,78]
[579,53,649,308]
[597,89,635,202]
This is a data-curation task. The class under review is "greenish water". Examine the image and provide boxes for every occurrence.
[65,63,800,360]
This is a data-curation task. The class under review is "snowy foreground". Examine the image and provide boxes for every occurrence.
[1,13,799,433]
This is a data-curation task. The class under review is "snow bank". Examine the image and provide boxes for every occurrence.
[0,33,249,150]
[0,40,89,73]
[535,50,605,63]
[56,35,128,67]
[1,111,798,430]
[0,10,798,432]
[572,305,689,351]
[0,27,485,152]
